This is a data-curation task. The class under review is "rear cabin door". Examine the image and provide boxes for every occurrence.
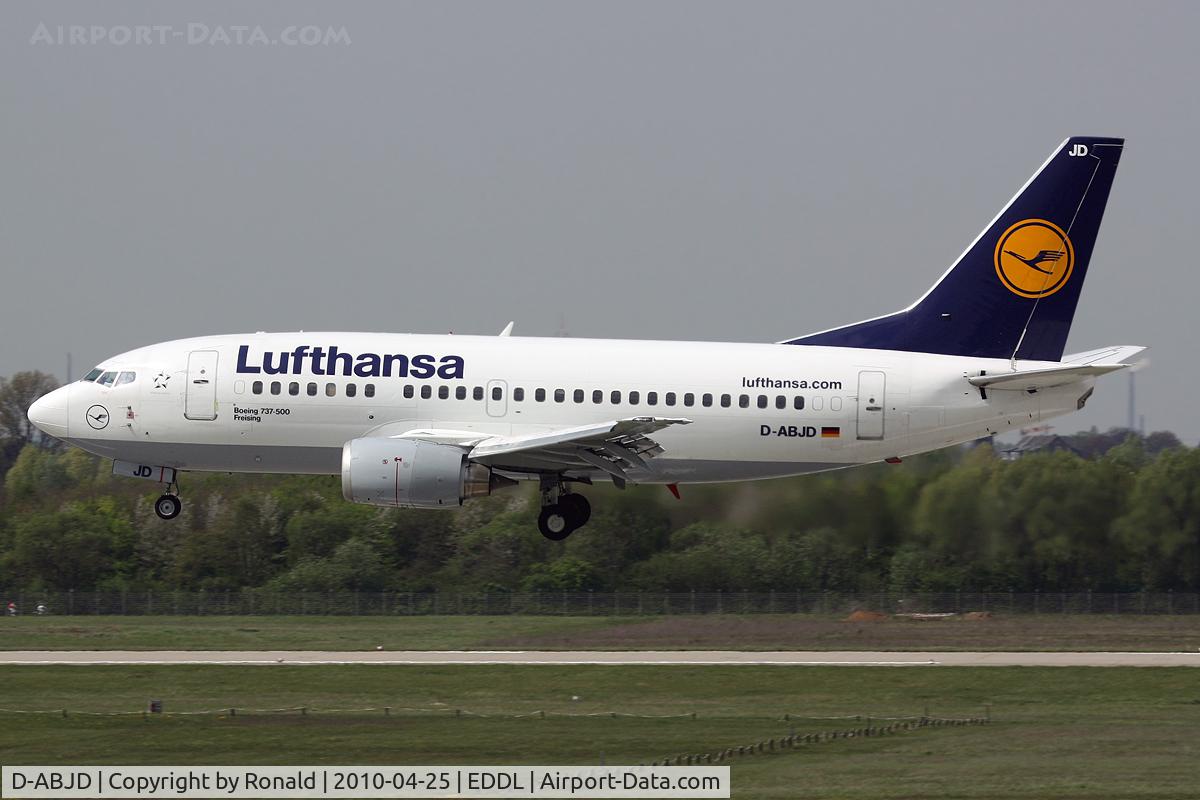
[184,350,219,420]
[856,370,885,440]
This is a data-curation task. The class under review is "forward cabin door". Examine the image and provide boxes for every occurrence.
[184,350,219,420]
[856,370,885,440]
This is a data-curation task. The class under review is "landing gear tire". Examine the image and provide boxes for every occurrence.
[558,493,591,528]
[154,494,182,520]
[538,505,572,541]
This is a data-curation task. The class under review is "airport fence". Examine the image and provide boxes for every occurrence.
[2,590,1200,616]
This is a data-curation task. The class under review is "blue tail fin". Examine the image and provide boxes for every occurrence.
[784,137,1124,362]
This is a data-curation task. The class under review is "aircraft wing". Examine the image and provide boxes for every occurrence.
[394,417,691,484]
[968,346,1146,391]
[467,417,692,483]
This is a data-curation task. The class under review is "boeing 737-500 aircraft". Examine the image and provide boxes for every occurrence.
[28,137,1142,540]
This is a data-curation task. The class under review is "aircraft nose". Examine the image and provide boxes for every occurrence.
[27,385,70,439]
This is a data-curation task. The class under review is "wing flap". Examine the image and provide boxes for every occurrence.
[467,416,691,477]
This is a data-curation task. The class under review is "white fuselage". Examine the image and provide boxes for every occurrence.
[33,332,1089,485]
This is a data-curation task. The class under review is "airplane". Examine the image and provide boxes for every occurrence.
[28,136,1142,540]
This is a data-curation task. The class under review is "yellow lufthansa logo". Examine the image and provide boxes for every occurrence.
[994,219,1074,298]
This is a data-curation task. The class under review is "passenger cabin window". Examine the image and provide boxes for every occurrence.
[474,387,484,401]
[554,389,565,403]
[573,389,584,403]
[492,386,503,401]
[97,372,117,387]
[647,392,658,406]
[252,381,264,395]
[271,381,282,395]
[683,393,694,407]
[421,385,432,400]
[307,382,318,397]
[326,383,337,397]
[702,393,713,407]
[403,385,415,399]
[364,384,376,398]
[455,386,467,400]
[346,383,357,398]
[535,388,546,402]
[775,395,786,409]
[721,394,732,408]
[794,396,804,410]
[289,382,300,396]
[629,391,640,405]
[592,389,603,404]
[611,390,622,404]
[514,387,525,401]
[738,394,749,408]
[438,386,449,400]
[82,368,103,382]
[757,395,768,409]
[665,392,676,406]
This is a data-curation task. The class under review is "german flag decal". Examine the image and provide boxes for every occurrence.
[821,426,840,438]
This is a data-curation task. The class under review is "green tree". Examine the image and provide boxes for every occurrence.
[3,500,135,590]
[3,444,73,502]
[0,371,60,446]
[1115,448,1200,590]
[519,557,599,591]
[628,523,771,591]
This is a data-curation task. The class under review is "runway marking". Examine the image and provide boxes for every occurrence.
[1,651,1198,666]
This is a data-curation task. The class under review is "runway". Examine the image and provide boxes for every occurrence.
[1,650,1198,666]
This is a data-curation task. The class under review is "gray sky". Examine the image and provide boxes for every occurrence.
[2,1,1196,440]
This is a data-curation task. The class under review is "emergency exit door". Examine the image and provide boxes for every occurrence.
[856,370,885,440]
[184,350,219,420]
[486,379,508,417]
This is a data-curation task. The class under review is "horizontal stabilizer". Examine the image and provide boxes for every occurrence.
[1061,345,1147,367]
[969,348,1144,391]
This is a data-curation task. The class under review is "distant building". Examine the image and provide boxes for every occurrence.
[999,434,1087,461]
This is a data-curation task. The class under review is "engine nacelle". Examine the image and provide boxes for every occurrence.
[341,437,515,509]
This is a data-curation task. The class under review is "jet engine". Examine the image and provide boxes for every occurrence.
[341,437,516,508]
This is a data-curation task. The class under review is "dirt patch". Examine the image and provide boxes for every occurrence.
[843,610,888,622]
[962,611,994,620]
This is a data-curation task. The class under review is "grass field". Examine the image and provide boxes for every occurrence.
[2,614,1200,652]
[1,665,1197,798]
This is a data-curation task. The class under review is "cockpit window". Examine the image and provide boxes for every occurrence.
[97,371,117,387]
[116,372,136,386]
[82,368,103,383]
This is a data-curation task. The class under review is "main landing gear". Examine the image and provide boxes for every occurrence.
[154,479,182,520]
[537,480,591,541]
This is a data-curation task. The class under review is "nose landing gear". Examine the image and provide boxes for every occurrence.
[154,478,183,520]
[537,479,591,540]
[154,494,182,520]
